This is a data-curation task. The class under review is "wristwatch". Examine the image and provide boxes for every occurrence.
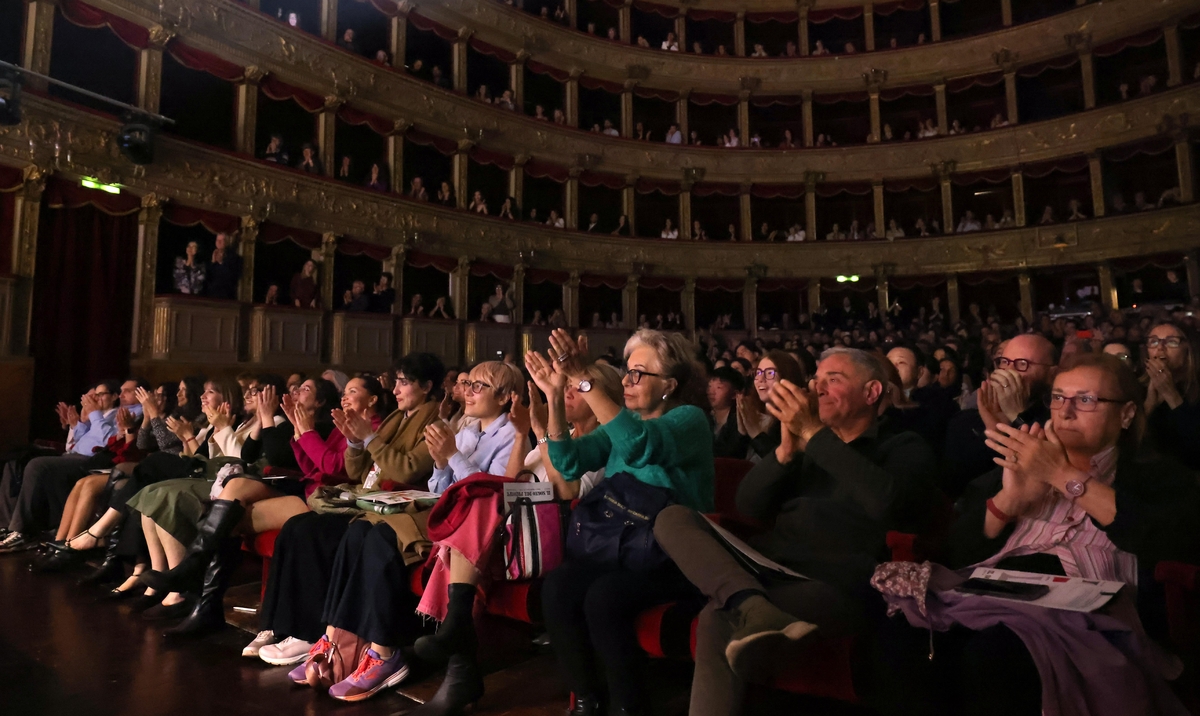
[1063,478,1087,499]
[577,379,592,393]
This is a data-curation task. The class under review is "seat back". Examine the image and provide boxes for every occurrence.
[713,457,754,518]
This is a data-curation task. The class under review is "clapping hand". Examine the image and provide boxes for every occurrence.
[547,329,588,380]
[766,380,823,450]
[116,407,137,432]
[134,386,160,420]
[983,422,1056,514]
[424,421,458,469]
[527,381,550,441]
[165,414,195,441]
[257,384,280,427]
[332,407,374,442]
[1146,358,1183,410]
[208,402,234,432]
[988,369,1028,423]
[525,350,566,396]
[55,402,72,429]
[438,390,456,421]
[377,372,393,391]
[509,386,532,437]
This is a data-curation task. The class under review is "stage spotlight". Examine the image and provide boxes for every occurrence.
[118,114,158,165]
[0,69,21,126]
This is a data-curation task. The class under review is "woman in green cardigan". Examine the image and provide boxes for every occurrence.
[539,327,715,716]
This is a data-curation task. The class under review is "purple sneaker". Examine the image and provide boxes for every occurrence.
[289,635,333,685]
[327,648,409,702]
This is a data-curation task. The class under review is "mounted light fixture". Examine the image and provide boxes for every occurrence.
[836,275,861,283]
[0,67,21,126]
[117,112,159,165]
[81,178,121,194]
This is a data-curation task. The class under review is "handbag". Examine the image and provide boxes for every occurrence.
[304,627,370,688]
[501,497,569,580]
[565,472,673,572]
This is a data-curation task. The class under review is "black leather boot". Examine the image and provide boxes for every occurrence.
[566,694,603,716]
[414,583,478,664]
[162,538,242,639]
[77,534,124,586]
[411,653,485,716]
[141,499,244,593]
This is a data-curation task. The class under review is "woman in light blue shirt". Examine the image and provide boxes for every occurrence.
[424,361,522,493]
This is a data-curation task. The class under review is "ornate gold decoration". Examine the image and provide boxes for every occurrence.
[862,69,888,89]
[1064,31,1092,53]
[993,48,1020,71]
[147,23,177,48]
[242,65,267,85]
[626,65,651,81]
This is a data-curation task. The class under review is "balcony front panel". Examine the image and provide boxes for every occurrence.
[330,311,395,371]
[151,295,241,363]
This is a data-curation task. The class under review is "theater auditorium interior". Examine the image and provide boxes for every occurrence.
[2,0,1200,714]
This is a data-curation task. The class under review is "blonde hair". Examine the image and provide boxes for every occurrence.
[584,362,624,405]
[624,329,707,408]
[471,360,524,404]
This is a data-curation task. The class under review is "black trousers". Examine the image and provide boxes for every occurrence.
[8,454,92,534]
[542,559,700,711]
[322,521,422,647]
[862,614,1041,716]
[260,511,354,643]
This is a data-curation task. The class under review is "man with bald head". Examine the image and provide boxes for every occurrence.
[940,333,1058,496]
[653,348,937,716]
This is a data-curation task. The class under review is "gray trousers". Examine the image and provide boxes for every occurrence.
[653,505,865,716]
[8,454,90,534]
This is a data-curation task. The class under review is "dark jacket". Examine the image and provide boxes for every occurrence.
[205,252,242,300]
[948,451,1200,572]
[1146,400,1200,472]
[711,410,749,459]
[940,400,1049,498]
[736,418,938,592]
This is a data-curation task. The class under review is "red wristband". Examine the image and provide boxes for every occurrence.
[986,497,1014,524]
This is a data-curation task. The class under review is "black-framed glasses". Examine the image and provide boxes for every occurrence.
[1147,336,1185,350]
[244,387,262,396]
[466,380,493,394]
[1045,393,1124,412]
[994,357,1052,373]
[754,368,779,381]
[621,368,665,385]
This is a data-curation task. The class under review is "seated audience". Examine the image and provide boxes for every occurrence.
[709,366,748,458]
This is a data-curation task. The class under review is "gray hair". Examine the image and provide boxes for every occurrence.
[624,329,707,408]
[819,347,887,387]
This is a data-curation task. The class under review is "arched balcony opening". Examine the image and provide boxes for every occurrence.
[884,177,942,238]
[467,45,513,106]
[50,6,138,115]
[467,150,512,216]
[335,0,390,61]
[685,10,736,55]
[160,51,237,152]
[260,0,322,36]
[1112,253,1190,307]
[256,85,320,170]
[689,186,740,241]
[821,277,878,330]
[333,243,386,311]
[579,78,622,133]
[403,252,456,319]
[696,279,744,331]
[945,72,1008,133]
[630,2,676,50]
[524,270,567,325]
[748,96,803,148]
[637,279,684,330]
[0,0,23,65]
[577,1,620,37]
[888,275,948,326]
[815,182,875,240]
[745,12,800,58]
[579,275,625,328]
[634,178,680,239]
[254,226,324,306]
[155,207,241,298]
[579,173,625,234]
[334,116,388,186]
[950,169,1014,232]
[750,190,805,242]
[1016,55,1084,123]
[1031,265,1099,313]
[468,262,514,324]
[757,279,806,334]
[688,94,739,146]
[1101,136,1183,214]
[402,135,454,201]
[1011,0,1076,25]
[1094,30,1169,107]
[405,14,453,86]
[958,272,1019,323]
[808,7,866,56]
[1021,156,1093,227]
[522,161,567,225]
[523,62,567,119]
[632,89,678,142]
[879,85,936,141]
[874,1,930,50]
[939,0,1003,41]
[812,91,870,146]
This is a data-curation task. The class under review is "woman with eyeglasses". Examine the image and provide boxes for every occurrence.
[870,352,1199,716]
[736,351,808,460]
[507,327,715,716]
[247,354,442,668]
[1143,321,1200,470]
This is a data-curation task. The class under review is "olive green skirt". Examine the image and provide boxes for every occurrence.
[127,477,214,545]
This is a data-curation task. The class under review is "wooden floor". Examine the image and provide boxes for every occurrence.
[0,552,867,716]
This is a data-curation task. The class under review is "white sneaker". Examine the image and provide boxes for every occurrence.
[242,630,278,657]
[260,636,314,666]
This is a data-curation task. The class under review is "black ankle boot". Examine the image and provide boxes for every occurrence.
[141,499,244,593]
[163,538,242,639]
[411,653,485,716]
[77,536,123,586]
[566,694,603,716]
[29,547,88,573]
[414,583,478,665]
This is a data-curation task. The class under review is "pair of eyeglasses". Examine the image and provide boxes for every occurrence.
[1147,336,1185,349]
[621,368,665,385]
[245,387,261,396]
[754,368,779,380]
[1044,394,1123,412]
[993,357,1052,373]
[464,380,493,394]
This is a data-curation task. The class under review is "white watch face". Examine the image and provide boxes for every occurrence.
[578,380,592,393]
[1065,480,1086,498]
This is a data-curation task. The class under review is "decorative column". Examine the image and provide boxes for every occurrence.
[738,186,753,243]
[679,186,693,240]
[453,139,473,210]
[682,277,696,336]
[934,81,948,135]
[450,256,471,321]
[1018,273,1034,324]
[1175,131,1196,204]
[619,0,632,42]
[994,49,1020,124]
[387,120,411,196]
[675,10,687,49]
[801,90,814,147]
[676,90,689,138]
[734,12,746,56]
[131,194,164,357]
[1185,252,1200,302]
[1067,32,1095,110]
[237,216,258,303]
[389,10,408,69]
[21,0,56,83]
[622,176,638,236]
[744,275,758,338]
[1000,0,1013,27]
[804,171,820,241]
[1087,153,1105,218]
[511,53,527,110]
[566,69,581,127]
[929,0,942,42]
[453,29,471,94]
[564,271,581,328]
[1165,24,1183,87]
[386,245,406,315]
[321,233,338,310]
[872,180,885,235]
[9,167,46,355]
[798,4,810,56]
[235,66,265,156]
[623,274,639,330]
[320,0,339,41]
[937,162,954,233]
[1011,170,1026,226]
[564,0,578,28]
[737,91,751,145]
[510,155,529,211]
[136,26,173,115]
[566,168,581,230]
[946,274,960,324]
[1097,263,1118,311]
[621,82,635,138]
[318,96,342,178]
[875,267,890,314]
[864,3,876,52]
[866,84,881,143]
[807,281,821,317]
[512,262,526,325]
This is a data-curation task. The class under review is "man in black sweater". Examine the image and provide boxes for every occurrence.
[654,347,937,716]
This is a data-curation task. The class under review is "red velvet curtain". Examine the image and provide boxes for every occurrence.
[30,196,140,440]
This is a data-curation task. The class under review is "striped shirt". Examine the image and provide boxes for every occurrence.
[976,446,1139,586]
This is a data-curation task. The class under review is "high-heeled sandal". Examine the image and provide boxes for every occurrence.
[47,529,104,553]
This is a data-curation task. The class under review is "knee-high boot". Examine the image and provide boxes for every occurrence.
[140,499,244,593]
